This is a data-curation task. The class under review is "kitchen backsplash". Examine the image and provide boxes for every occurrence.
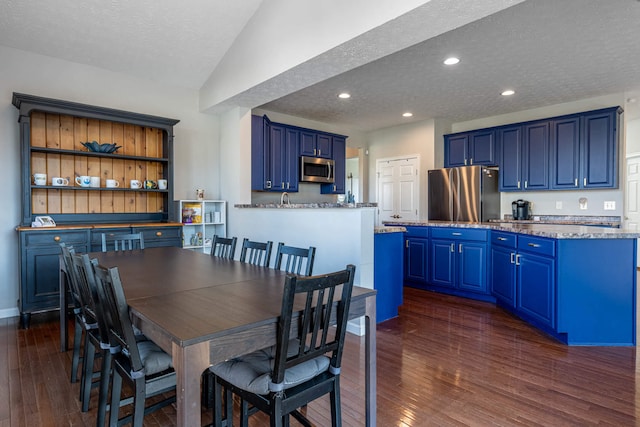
[499,188,623,218]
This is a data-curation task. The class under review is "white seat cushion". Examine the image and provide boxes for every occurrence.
[211,346,330,395]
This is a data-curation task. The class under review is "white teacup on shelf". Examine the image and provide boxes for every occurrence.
[33,173,47,186]
[106,179,120,188]
[51,177,69,186]
[130,179,142,189]
[89,176,100,188]
[75,175,91,187]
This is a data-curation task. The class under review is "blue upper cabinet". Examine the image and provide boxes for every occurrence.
[251,115,299,192]
[444,130,496,167]
[300,130,332,159]
[551,107,620,189]
[499,121,549,192]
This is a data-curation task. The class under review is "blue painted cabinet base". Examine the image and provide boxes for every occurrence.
[374,232,404,322]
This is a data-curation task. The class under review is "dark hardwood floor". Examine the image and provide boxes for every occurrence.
[1,287,637,426]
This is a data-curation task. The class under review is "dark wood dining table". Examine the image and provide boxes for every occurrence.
[59,246,377,426]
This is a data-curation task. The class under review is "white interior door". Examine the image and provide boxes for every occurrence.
[624,155,640,268]
[376,156,419,225]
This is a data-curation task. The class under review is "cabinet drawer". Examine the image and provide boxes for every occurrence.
[431,227,488,241]
[91,227,131,250]
[491,231,517,248]
[518,235,555,257]
[134,226,182,247]
[23,230,89,247]
[404,226,429,238]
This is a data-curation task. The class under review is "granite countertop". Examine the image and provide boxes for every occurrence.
[235,202,377,209]
[382,220,640,239]
[374,226,406,234]
[489,215,621,227]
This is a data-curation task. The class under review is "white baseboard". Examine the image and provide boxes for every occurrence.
[347,317,366,336]
[0,307,19,319]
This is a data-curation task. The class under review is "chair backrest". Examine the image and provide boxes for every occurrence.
[211,235,237,259]
[101,232,145,252]
[70,252,111,345]
[60,243,82,310]
[239,238,273,267]
[274,243,316,276]
[92,263,145,373]
[271,265,356,388]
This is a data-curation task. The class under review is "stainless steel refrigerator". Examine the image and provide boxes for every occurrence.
[428,166,499,222]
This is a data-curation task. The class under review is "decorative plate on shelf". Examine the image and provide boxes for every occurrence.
[81,141,122,153]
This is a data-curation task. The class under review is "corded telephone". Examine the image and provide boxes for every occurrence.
[32,216,56,227]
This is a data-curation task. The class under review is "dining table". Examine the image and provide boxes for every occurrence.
[59,246,377,426]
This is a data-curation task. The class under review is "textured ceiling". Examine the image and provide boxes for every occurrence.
[1,0,639,129]
[260,0,640,130]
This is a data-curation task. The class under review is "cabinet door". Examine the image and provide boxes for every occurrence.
[251,115,271,190]
[517,252,555,328]
[299,131,316,157]
[457,241,488,293]
[269,124,287,191]
[444,134,469,167]
[316,133,333,159]
[321,136,345,194]
[498,126,522,191]
[522,121,549,190]
[430,239,455,288]
[284,128,299,192]
[550,116,580,189]
[582,109,618,188]
[490,245,516,307]
[469,130,496,166]
[405,237,428,283]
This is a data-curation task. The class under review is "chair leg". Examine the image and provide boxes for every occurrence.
[132,377,146,427]
[96,349,112,427]
[80,338,96,411]
[109,370,123,427]
[70,316,83,383]
[213,377,224,427]
[240,399,249,427]
[330,379,342,427]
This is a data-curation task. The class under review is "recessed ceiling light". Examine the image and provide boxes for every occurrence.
[501,90,515,96]
[338,92,351,99]
[444,57,460,65]
[402,112,413,118]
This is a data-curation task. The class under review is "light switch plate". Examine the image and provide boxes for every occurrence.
[555,201,562,209]
[604,201,616,210]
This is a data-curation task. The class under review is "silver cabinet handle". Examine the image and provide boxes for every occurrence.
[584,177,587,186]
[406,240,409,248]
[574,178,578,186]
[515,254,521,265]
[497,237,507,241]
[469,158,473,165]
[510,252,515,264]
[517,180,521,189]
[524,180,528,189]
[450,243,455,252]
[458,243,462,253]
[528,243,541,248]
[451,232,462,236]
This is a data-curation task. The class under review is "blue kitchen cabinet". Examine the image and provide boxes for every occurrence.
[429,228,490,297]
[404,227,429,288]
[444,130,496,167]
[374,231,404,322]
[517,250,555,329]
[550,107,620,190]
[300,130,332,159]
[321,135,345,194]
[498,121,549,191]
[251,115,299,192]
[490,231,517,307]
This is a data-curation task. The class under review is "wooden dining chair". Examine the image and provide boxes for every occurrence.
[211,235,237,259]
[70,252,113,426]
[92,263,176,427]
[239,238,273,267]
[59,243,85,384]
[210,264,356,427]
[274,242,316,276]
[101,232,145,252]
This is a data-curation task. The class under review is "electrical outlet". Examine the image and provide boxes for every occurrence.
[555,201,562,209]
[604,201,616,210]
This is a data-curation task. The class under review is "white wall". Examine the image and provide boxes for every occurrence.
[0,46,219,315]
[366,119,437,219]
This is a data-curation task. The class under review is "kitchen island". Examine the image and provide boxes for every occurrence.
[385,220,640,346]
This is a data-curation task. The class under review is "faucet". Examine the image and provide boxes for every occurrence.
[280,192,290,205]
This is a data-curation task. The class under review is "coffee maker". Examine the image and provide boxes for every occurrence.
[511,199,531,220]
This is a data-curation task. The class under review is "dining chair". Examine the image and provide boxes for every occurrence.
[59,243,86,384]
[92,262,176,427]
[211,235,237,259]
[70,252,113,425]
[274,242,316,276]
[210,264,356,427]
[101,232,145,252]
[239,238,273,267]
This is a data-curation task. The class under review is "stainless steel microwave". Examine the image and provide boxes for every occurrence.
[300,156,335,183]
